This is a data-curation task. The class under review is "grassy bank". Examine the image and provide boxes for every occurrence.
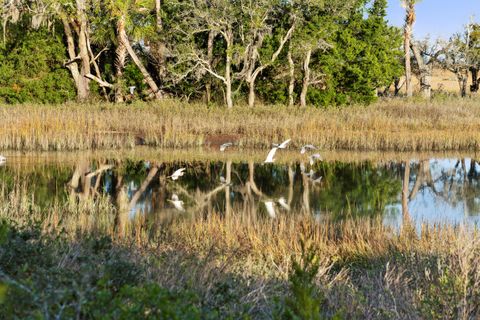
[2,98,480,151]
[2,184,480,319]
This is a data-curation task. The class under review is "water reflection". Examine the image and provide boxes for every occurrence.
[2,157,480,229]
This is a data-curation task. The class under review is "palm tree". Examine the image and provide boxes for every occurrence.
[402,0,419,98]
[108,0,162,100]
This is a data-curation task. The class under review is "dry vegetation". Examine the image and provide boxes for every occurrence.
[2,182,480,318]
[2,97,480,152]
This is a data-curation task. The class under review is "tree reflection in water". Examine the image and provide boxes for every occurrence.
[2,157,480,230]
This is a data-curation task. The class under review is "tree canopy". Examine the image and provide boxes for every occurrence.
[0,0,403,107]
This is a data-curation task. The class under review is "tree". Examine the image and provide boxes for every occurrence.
[410,39,441,99]
[236,2,296,107]
[108,0,162,100]
[439,34,471,97]
[402,0,419,97]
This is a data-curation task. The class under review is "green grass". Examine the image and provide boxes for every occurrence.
[2,97,480,151]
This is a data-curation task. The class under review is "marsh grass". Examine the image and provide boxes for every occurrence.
[2,182,480,319]
[2,97,480,151]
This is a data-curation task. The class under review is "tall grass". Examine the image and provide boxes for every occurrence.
[2,97,480,151]
[2,182,480,318]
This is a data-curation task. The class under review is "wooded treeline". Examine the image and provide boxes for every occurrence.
[0,0,405,106]
[0,0,477,107]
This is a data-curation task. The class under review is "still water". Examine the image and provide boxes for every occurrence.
[1,152,480,229]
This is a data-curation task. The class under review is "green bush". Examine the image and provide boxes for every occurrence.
[0,29,76,103]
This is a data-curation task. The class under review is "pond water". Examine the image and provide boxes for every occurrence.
[1,151,480,229]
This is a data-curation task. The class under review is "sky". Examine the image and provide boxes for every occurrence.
[386,0,480,40]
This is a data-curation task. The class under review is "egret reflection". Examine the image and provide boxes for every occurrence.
[2,157,480,232]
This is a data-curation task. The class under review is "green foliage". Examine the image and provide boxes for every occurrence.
[418,266,462,320]
[0,219,238,319]
[310,0,402,105]
[283,241,325,320]
[0,28,76,103]
[88,283,203,320]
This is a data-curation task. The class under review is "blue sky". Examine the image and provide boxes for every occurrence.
[386,0,480,40]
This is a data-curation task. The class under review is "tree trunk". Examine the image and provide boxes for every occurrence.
[119,16,162,100]
[76,0,91,100]
[225,160,232,216]
[114,13,128,103]
[402,160,411,222]
[61,17,89,101]
[457,70,468,97]
[206,30,215,104]
[300,49,311,107]
[62,18,88,100]
[248,80,255,107]
[153,0,167,83]
[470,67,479,93]
[411,43,431,99]
[288,47,295,106]
[114,34,127,103]
[404,4,415,98]
[224,30,233,109]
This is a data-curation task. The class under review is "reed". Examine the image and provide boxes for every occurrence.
[2,97,480,151]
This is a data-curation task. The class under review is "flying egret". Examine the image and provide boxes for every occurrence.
[167,194,185,211]
[273,139,292,149]
[264,147,279,163]
[300,144,317,154]
[309,153,322,165]
[169,168,186,180]
[277,197,290,211]
[263,200,276,218]
[219,142,233,152]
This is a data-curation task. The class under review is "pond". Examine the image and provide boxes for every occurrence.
[1,150,480,230]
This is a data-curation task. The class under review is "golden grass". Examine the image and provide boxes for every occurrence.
[2,97,480,151]
[3,182,480,318]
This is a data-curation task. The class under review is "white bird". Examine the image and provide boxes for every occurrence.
[220,176,227,184]
[263,200,276,218]
[277,197,290,211]
[0,155,5,163]
[169,168,186,180]
[300,144,317,154]
[264,147,279,163]
[219,142,233,152]
[309,153,322,165]
[167,194,185,211]
[273,139,292,149]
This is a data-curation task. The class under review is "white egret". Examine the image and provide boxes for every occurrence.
[277,197,290,211]
[300,144,317,154]
[169,168,186,180]
[264,147,279,163]
[167,194,185,211]
[0,155,5,163]
[265,139,291,163]
[219,142,233,152]
[273,138,292,149]
[263,200,276,218]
